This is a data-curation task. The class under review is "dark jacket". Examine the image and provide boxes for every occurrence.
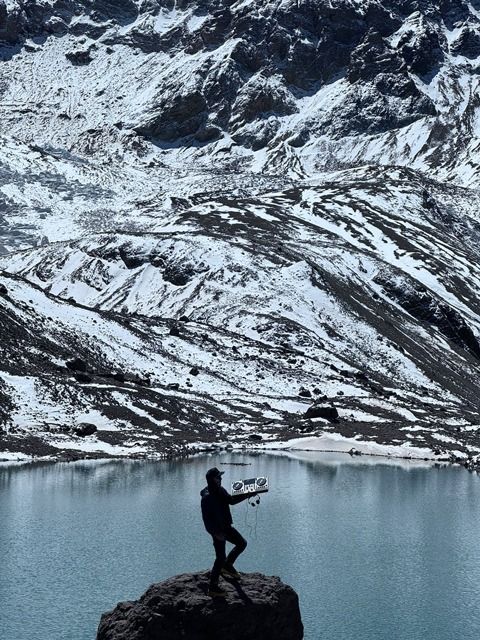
[200,484,250,536]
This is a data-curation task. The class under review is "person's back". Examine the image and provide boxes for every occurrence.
[201,484,233,535]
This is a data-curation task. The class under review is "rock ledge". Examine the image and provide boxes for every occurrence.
[96,571,303,640]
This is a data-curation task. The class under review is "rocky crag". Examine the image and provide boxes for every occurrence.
[1,0,480,182]
[96,571,303,640]
[1,1,480,463]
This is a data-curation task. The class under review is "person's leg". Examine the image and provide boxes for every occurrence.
[210,537,226,588]
[224,526,247,569]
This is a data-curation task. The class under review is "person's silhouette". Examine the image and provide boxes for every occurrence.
[200,467,254,597]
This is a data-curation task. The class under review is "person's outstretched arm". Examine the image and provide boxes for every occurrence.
[228,491,256,505]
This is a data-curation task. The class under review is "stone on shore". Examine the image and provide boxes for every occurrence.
[96,571,303,640]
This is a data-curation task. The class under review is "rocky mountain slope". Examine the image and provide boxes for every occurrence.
[1,0,480,462]
[1,0,480,183]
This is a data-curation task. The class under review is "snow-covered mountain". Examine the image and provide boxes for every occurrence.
[2,0,480,183]
[1,0,480,462]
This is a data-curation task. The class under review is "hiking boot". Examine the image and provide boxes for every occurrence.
[221,564,241,580]
[208,584,227,598]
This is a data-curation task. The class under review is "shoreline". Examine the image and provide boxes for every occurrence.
[1,432,477,471]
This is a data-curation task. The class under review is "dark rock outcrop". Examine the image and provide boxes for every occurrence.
[377,277,480,360]
[65,49,93,66]
[74,422,97,437]
[134,90,208,142]
[394,15,444,76]
[348,29,406,83]
[74,372,93,383]
[299,388,312,398]
[304,405,339,421]
[163,262,195,286]
[169,325,180,337]
[450,27,480,59]
[66,357,88,372]
[96,571,303,640]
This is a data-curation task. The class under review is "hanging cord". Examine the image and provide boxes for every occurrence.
[244,494,260,540]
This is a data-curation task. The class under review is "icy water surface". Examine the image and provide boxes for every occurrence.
[1,453,480,640]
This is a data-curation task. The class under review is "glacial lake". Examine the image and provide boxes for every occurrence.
[1,452,480,640]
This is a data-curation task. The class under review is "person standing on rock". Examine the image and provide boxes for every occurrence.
[201,467,254,597]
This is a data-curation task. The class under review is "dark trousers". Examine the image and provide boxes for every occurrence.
[210,526,247,586]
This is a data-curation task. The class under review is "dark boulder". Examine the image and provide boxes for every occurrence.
[354,371,368,381]
[163,263,195,286]
[74,423,97,437]
[304,405,339,421]
[74,372,93,383]
[422,189,436,210]
[0,283,8,297]
[118,247,146,269]
[299,388,312,398]
[66,357,87,372]
[369,383,385,395]
[65,50,92,65]
[96,571,303,640]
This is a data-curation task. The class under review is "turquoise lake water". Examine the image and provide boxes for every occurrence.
[1,452,480,640]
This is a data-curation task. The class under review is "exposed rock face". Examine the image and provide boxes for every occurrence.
[377,277,480,360]
[450,26,480,59]
[65,49,93,65]
[1,0,480,171]
[96,572,303,640]
[134,91,208,142]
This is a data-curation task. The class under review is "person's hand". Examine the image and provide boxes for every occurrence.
[214,532,226,542]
